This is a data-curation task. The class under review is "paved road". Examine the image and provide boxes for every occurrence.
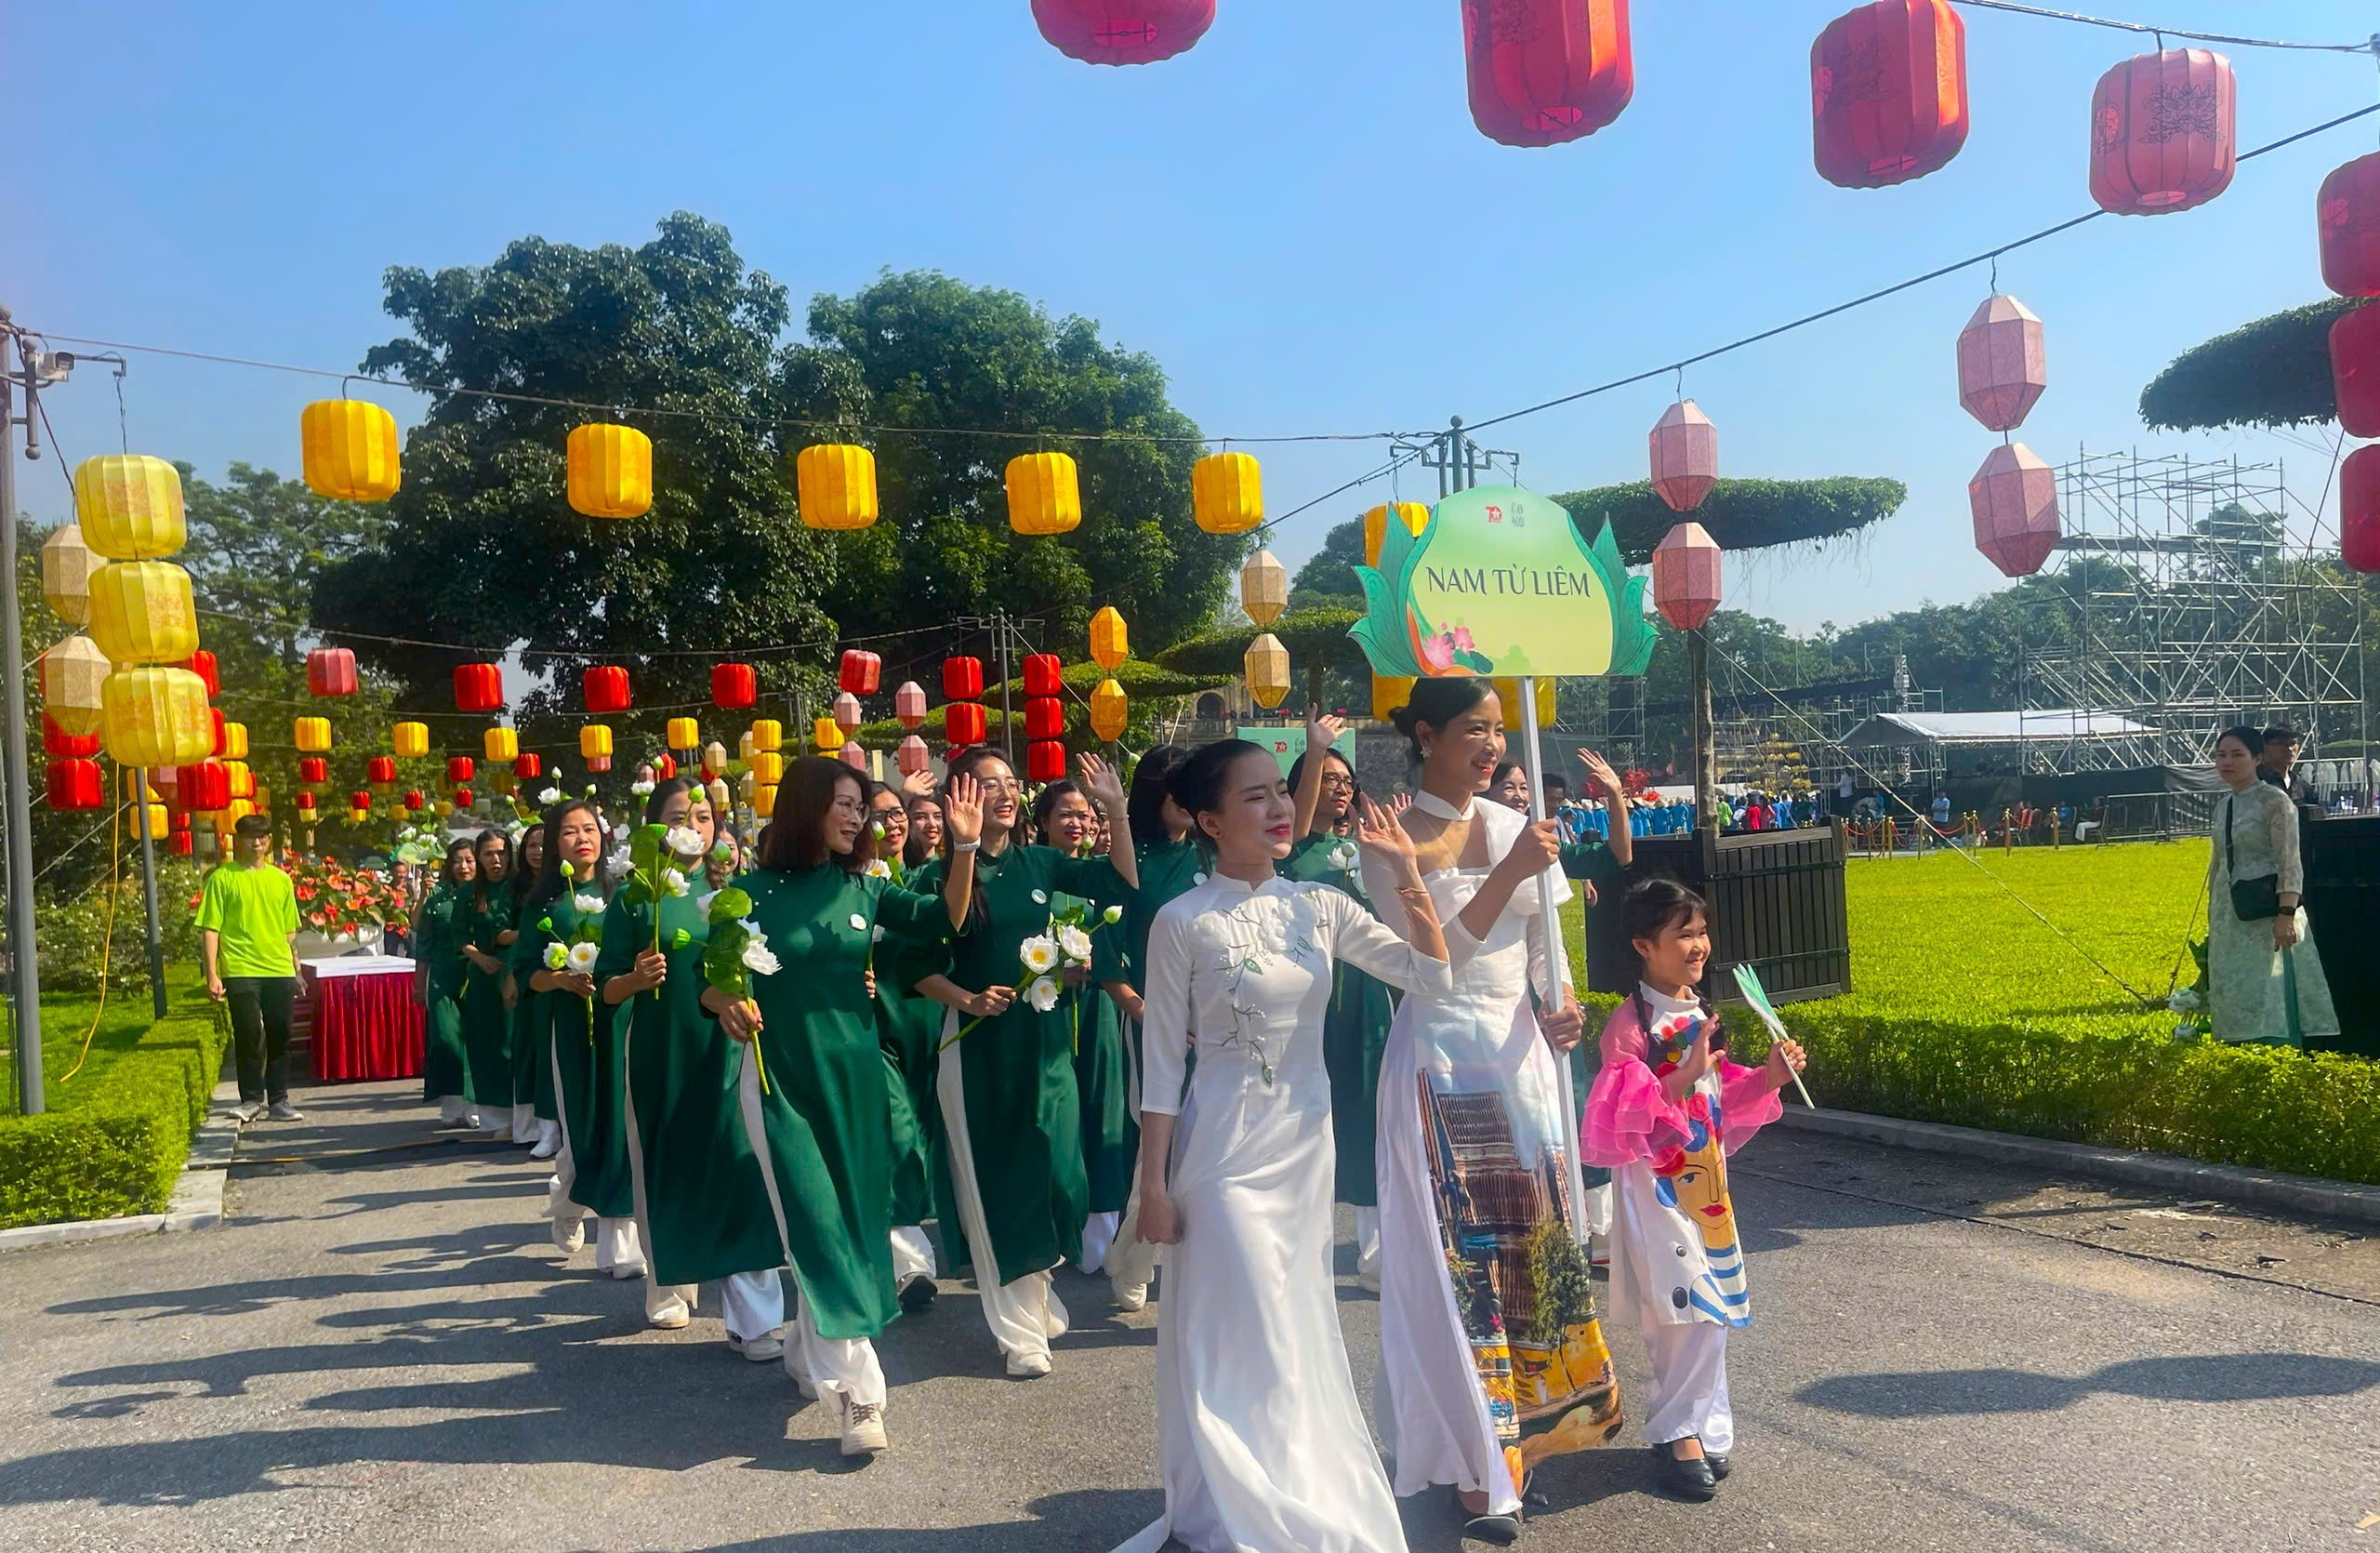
[0,1080,2374,1553]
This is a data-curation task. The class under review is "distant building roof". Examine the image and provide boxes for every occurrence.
[1840,710,2158,748]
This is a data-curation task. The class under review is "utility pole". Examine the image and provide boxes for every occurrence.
[996,608,1015,766]
[136,776,165,1017]
[2,312,48,1114]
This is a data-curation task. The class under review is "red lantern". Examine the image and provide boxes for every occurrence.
[1650,523,1723,631]
[1812,0,1967,189]
[2332,303,2380,437]
[306,646,359,697]
[41,713,99,759]
[839,742,868,773]
[514,752,543,780]
[366,755,397,785]
[209,708,227,757]
[897,734,931,776]
[350,790,372,811]
[653,752,678,781]
[1025,697,1064,740]
[943,657,984,702]
[1032,0,1212,66]
[1461,0,1633,150]
[894,680,928,729]
[1649,400,1716,512]
[945,700,986,749]
[170,807,191,831]
[446,756,474,784]
[2089,49,2235,216]
[1015,654,1057,698]
[2343,444,2380,572]
[453,786,473,808]
[1968,443,2060,578]
[45,758,102,812]
[404,790,424,811]
[454,662,504,712]
[168,831,193,856]
[176,760,231,811]
[838,649,881,696]
[583,664,631,713]
[182,649,219,697]
[298,757,328,785]
[2321,153,2380,298]
[1956,294,2047,432]
[1026,739,1068,783]
[711,661,757,710]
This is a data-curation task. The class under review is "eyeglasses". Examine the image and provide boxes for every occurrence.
[829,796,866,816]
[972,776,1024,794]
[1318,774,1356,791]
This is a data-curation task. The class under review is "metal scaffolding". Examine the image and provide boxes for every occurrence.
[2016,449,2369,772]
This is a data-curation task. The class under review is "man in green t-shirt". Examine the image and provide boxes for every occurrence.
[197,815,301,1123]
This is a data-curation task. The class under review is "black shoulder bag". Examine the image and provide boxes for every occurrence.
[2224,795,2281,923]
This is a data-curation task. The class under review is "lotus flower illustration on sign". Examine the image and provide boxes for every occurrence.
[1347,484,1656,681]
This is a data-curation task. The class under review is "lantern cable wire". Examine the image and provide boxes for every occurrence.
[1949,0,2380,54]
[1460,100,2380,438]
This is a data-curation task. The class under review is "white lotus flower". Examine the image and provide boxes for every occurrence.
[849,912,868,931]
[1103,904,1123,923]
[661,867,689,896]
[537,787,561,806]
[573,892,604,915]
[1057,924,1092,962]
[1027,976,1061,1013]
[1194,872,1208,884]
[865,858,892,879]
[1020,935,1060,975]
[664,825,706,858]
[741,937,782,976]
[566,941,602,974]
[1331,843,1360,871]
[543,942,568,970]
[631,779,656,797]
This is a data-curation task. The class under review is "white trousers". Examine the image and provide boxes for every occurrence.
[891,1226,938,1288]
[937,1022,1070,1363]
[719,1268,786,1342]
[1353,1205,1382,1286]
[1585,1180,1613,1238]
[1643,1321,1734,1454]
[784,1283,888,1407]
[545,1166,644,1271]
[509,1102,537,1144]
[437,1095,472,1122]
[1079,1211,1120,1274]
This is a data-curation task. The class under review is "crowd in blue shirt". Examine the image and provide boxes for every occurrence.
[1553,789,1823,841]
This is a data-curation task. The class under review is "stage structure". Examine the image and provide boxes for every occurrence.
[2016,450,2369,773]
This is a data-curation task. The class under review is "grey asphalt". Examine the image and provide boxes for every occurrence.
[0,1079,2374,1553]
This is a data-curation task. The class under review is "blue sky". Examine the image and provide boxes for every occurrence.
[8,2,2374,636]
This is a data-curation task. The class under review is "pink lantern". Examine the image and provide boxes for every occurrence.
[1650,523,1723,631]
[2320,153,2380,298]
[2089,49,2235,216]
[838,741,867,772]
[2330,302,2380,438]
[893,680,928,729]
[1956,294,2046,432]
[833,692,863,736]
[1648,400,1716,512]
[896,734,932,776]
[1968,443,2060,577]
[2342,444,2380,573]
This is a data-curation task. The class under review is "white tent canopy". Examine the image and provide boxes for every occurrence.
[1839,710,2159,749]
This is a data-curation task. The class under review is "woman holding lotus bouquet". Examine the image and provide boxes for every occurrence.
[910,746,1138,1378]
[867,775,951,1309]
[600,776,780,1339]
[701,757,982,1455]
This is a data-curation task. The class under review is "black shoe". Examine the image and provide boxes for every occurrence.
[1706,1452,1731,1481]
[897,1275,937,1314]
[1448,1487,1520,1544]
[1650,1440,1717,1501]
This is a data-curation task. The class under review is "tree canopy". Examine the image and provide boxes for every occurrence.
[1288,518,1367,606]
[1553,476,1906,563]
[2137,298,2355,431]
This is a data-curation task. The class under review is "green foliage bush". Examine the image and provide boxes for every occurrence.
[36,859,206,994]
[0,972,227,1229]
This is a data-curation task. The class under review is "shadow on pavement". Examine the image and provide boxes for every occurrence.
[1795,1352,2380,1417]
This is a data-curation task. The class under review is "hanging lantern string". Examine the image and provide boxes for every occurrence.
[185,604,954,664]
[1460,100,2380,439]
[1950,0,2379,54]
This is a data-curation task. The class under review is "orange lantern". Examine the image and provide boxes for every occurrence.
[2089,50,2235,216]
[1648,400,1716,513]
[1811,0,1967,189]
[1089,607,1129,670]
[1956,294,2046,432]
[1969,443,2060,578]
[1651,523,1723,631]
[1461,0,1633,149]
[1090,677,1129,742]
[750,750,785,786]
[1375,674,1416,727]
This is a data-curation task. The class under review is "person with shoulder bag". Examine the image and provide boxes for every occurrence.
[2206,726,2339,1048]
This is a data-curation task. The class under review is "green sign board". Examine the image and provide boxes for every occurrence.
[1347,484,1655,681]
[1240,723,1354,777]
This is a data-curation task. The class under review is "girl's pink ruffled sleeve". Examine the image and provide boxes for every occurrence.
[1581,1004,1689,1167]
[1716,1059,1783,1153]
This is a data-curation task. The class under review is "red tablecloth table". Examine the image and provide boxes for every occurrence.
[304,956,423,1082]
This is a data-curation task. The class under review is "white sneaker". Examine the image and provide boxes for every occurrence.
[267,1100,303,1122]
[649,1306,691,1331]
[1114,1282,1148,1313]
[230,1101,266,1124]
[552,1218,586,1256]
[529,1137,560,1161]
[609,1261,647,1281]
[729,1331,785,1362]
[460,1113,483,1131]
[1004,1350,1052,1379]
[839,1397,889,1456]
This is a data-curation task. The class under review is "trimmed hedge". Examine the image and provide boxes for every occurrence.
[0,974,230,1229]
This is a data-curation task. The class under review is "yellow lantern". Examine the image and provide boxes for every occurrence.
[225,797,255,825]
[701,740,729,777]
[750,718,783,753]
[40,634,112,737]
[350,805,371,825]
[1363,502,1430,566]
[1089,606,1129,670]
[1489,677,1558,726]
[41,524,96,625]
[566,422,653,519]
[221,721,250,760]
[293,716,333,752]
[751,750,785,785]
[392,721,430,759]
[1005,451,1081,536]
[102,666,214,765]
[580,723,614,762]
[1244,632,1290,710]
[125,801,170,841]
[300,399,402,501]
[1371,674,1414,723]
[224,760,255,799]
[436,800,456,818]
[483,726,518,762]
[1090,677,1129,742]
[86,561,199,665]
[73,455,186,559]
[1240,547,1287,626]
[1193,450,1263,535]
[667,716,699,751]
[813,716,845,753]
[253,782,271,813]
[753,783,777,818]
[797,443,879,530]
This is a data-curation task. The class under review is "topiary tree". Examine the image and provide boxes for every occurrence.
[2138,298,2356,431]
[1551,476,1906,564]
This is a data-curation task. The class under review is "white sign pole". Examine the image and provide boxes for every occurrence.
[1514,674,1565,1016]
